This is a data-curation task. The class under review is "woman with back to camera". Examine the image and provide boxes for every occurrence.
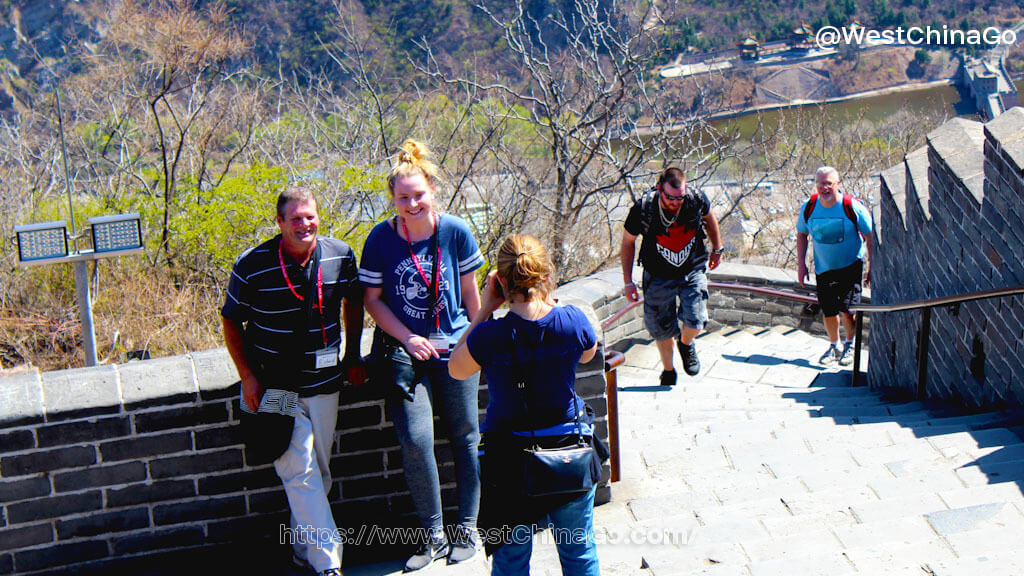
[360,139,484,570]
[449,234,602,576]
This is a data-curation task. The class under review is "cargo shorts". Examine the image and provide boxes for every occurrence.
[642,268,709,341]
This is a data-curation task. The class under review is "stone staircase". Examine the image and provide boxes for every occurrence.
[600,325,1024,576]
[347,325,1024,575]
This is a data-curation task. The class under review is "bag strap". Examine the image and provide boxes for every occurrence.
[510,322,585,448]
[427,215,441,331]
[803,193,818,223]
[639,188,658,237]
[842,194,859,226]
[804,193,859,227]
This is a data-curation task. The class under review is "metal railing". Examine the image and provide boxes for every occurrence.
[850,285,1024,398]
[601,281,1024,398]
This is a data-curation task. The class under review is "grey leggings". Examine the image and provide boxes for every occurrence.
[387,356,481,533]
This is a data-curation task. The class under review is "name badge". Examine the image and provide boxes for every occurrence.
[428,333,450,354]
[315,346,340,369]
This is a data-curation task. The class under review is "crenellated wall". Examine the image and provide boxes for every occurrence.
[0,260,854,574]
[873,107,1024,407]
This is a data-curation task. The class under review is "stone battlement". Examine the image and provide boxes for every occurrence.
[875,107,1024,408]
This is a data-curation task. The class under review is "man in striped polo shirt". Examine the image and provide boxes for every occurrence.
[222,187,364,576]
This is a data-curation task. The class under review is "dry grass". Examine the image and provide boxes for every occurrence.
[1,261,225,371]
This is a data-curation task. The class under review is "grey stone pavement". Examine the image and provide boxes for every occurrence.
[344,326,1024,575]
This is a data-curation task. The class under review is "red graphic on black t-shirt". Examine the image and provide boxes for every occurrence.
[655,225,697,267]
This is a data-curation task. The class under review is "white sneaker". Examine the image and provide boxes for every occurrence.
[819,344,840,365]
[404,532,449,572]
[447,524,479,564]
[838,341,854,366]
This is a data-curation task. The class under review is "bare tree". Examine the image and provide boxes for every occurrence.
[419,0,732,277]
[73,0,255,265]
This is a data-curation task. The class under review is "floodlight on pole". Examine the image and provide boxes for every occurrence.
[89,213,142,254]
[14,221,69,263]
[8,94,145,367]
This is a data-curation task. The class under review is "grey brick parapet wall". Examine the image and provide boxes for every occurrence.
[875,107,1024,408]
[0,301,610,574]
[0,261,834,573]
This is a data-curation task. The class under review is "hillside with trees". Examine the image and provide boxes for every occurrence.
[0,0,995,370]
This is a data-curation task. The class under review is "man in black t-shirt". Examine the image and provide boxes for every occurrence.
[620,167,724,385]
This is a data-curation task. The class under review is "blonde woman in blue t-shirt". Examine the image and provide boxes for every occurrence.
[360,139,484,570]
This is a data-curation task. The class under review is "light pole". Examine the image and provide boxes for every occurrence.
[11,91,143,366]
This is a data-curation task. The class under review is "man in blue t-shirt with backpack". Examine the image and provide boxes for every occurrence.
[796,166,873,366]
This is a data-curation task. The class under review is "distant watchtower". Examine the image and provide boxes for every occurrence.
[739,35,760,60]
[791,23,814,52]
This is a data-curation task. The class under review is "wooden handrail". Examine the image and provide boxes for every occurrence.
[603,350,624,483]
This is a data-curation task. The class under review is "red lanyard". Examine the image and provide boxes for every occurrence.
[401,215,441,332]
[278,241,327,346]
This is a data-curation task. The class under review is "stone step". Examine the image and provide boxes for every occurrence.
[855,410,1016,428]
[746,550,855,576]
[817,404,930,418]
[760,509,859,540]
[842,538,958,575]
[926,502,1024,560]
[928,427,1024,453]
[740,527,846,565]
[926,551,1024,576]
[608,326,1024,576]
[850,492,949,523]
[641,543,751,576]
[955,458,1024,486]
[938,482,1024,509]
[886,454,1024,485]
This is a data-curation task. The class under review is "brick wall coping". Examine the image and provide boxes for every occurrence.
[1,262,822,425]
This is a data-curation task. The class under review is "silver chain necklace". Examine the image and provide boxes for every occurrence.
[658,197,680,228]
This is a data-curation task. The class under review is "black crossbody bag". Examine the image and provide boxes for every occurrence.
[512,325,597,497]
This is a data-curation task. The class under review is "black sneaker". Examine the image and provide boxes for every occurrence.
[404,532,449,572]
[677,340,700,376]
[447,524,479,564]
[660,370,677,386]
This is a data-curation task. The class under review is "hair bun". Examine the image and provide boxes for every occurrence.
[388,138,440,193]
[397,139,429,165]
[496,235,554,302]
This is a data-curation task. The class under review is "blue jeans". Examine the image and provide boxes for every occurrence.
[491,487,599,576]
[386,351,481,532]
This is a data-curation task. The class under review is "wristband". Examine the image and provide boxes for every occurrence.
[711,247,725,255]
[624,282,635,288]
